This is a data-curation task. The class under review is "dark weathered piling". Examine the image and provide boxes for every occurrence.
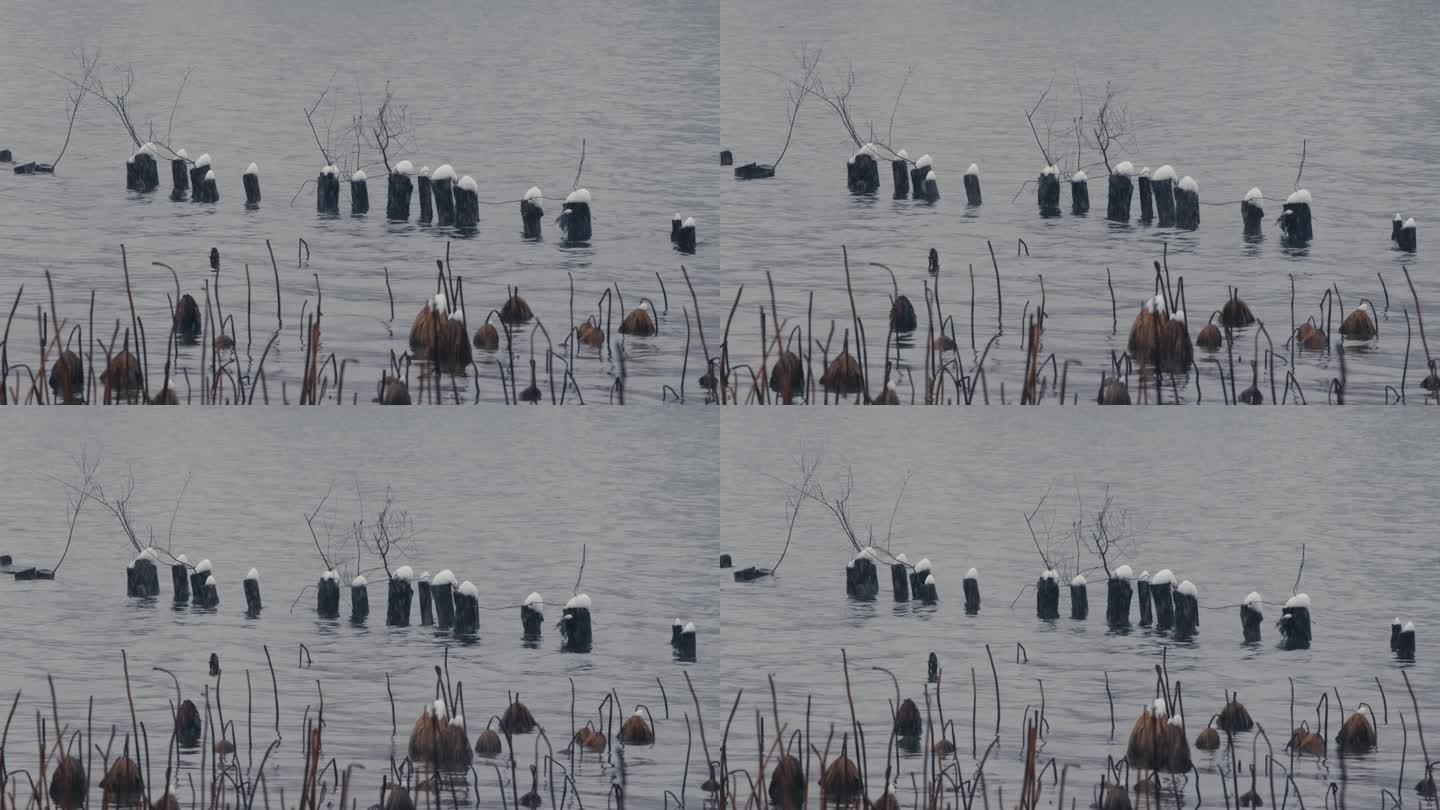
[848,146,881,194]
[1070,575,1089,619]
[453,581,479,635]
[418,573,435,625]
[1037,166,1061,216]
[1152,166,1177,227]
[1241,593,1263,642]
[963,163,982,205]
[677,216,696,253]
[1106,163,1135,221]
[430,165,457,226]
[1175,176,1200,230]
[1393,214,1404,243]
[671,213,682,243]
[242,569,261,617]
[387,567,414,626]
[1173,580,1198,637]
[417,169,434,223]
[522,592,544,639]
[1280,190,1313,243]
[734,162,775,179]
[350,575,369,622]
[963,568,980,614]
[919,573,938,603]
[922,170,939,202]
[0,150,10,162]
[561,594,593,652]
[190,560,215,607]
[720,150,732,166]
[317,571,341,619]
[189,155,215,202]
[890,555,910,601]
[1242,188,1264,236]
[560,189,592,242]
[1137,170,1154,222]
[316,166,340,214]
[675,621,697,661]
[847,551,880,599]
[129,147,159,192]
[1397,621,1416,659]
[719,554,732,568]
[386,162,414,220]
[453,175,478,228]
[911,155,932,200]
[170,151,189,198]
[1105,569,1133,626]
[1150,570,1176,630]
[1398,217,1417,252]
[200,170,218,203]
[171,558,190,604]
[1036,570,1060,619]
[1071,171,1090,215]
[908,557,932,600]
[432,570,457,630]
[351,170,370,215]
[522,186,544,238]
[892,153,910,199]
[1278,593,1312,649]
[242,163,260,206]
[1137,573,1154,626]
[126,551,160,597]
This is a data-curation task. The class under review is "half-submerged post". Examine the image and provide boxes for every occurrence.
[847,550,880,599]
[189,154,213,203]
[848,144,881,194]
[922,170,939,203]
[201,170,218,203]
[1151,165,1177,227]
[720,150,733,166]
[1241,592,1262,642]
[1036,570,1060,619]
[190,560,215,607]
[908,557,931,601]
[316,570,340,619]
[521,592,544,639]
[1037,166,1060,216]
[560,189,592,243]
[350,575,369,622]
[128,145,159,192]
[316,165,340,214]
[675,621,697,661]
[1175,176,1200,230]
[453,581,479,635]
[1398,217,1417,252]
[1396,621,1416,659]
[1071,171,1090,215]
[126,549,160,597]
[170,149,190,199]
[1150,569,1176,630]
[244,569,262,618]
[1106,162,1135,221]
[892,150,910,199]
[418,572,434,625]
[386,161,414,221]
[1136,571,1154,625]
[963,568,980,614]
[1137,168,1154,223]
[1279,190,1313,243]
[387,566,414,626]
[171,555,191,604]
[963,163,982,205]
[417,167,434,223]
[1173,580,1198,637]
[1106,566,1133,625]
[1242,188,1264,236]
[890,554,910,601]
[430,165,457,226]
[431,570,457,629]
[453,175,479,228]
[1069,575,1088,619]
[1278,593,1311,649]
[243,163,261,207]
[911,155,932,200]
[560,594,593,652]
[677,216,696,253]
[351,170,370,215]
[521,187,544,239]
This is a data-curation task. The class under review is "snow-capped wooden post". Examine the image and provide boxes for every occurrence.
[1173,580,1198,636]
[453,175,479,228]
[963,163,982,205]
[1279,190,1313,244]
[521,187,544,239]
[387,566,414,626]
[1396,621,1416,659]
[316,165,340,214]
[560,189,592,243]
[891,150,910,199]
[907,557,931,601]
[244,569,262,617]
[1278,593,1311,649]
[386,161,414,221]
[1150,569,1176,630]
[243,163,261,206]
[417,168,434,223]
[1241,592,1262,642]
[1106,163,1134,221]
[848,144,881,194]
[1242,188,1264,236]
[1069,575,1088,619]
[350,575,369,622]
[1106,566,1133,625]
[963,568,980,614]
[911,155,932,200]
[129,145,159,192]
[1036,570,1060,619]
[189,154,213,203]
[190,560,215,606]
[453,580,479,635]
[521,592,544,639]
[1137,168,1154,223]
[677,216,696,253]
[1399,217,1417,251]
[350,170,370,215]
[720,150,732,166]
[171,556,191,603]
[431,570,457,630]
[1070,171,1090,215]
[1175,176,1200,230]
[560,594,593,651]
[127,550,160,597]
[316,570,341,619]
[1151,165,1177,227]
[890,554,910,601]
[922,170,940,203]
[170,150,190,198]
[674,621,696,660]
[430,164,457,226]
[1037,166,1060,216]
[200,170,218,203]
[418,572,434,625]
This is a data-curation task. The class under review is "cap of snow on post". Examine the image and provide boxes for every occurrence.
[559,189,592,243]
[1036,569,1060,619]
[560,593,593,652]
[1279,190,1313,244]
[1037,166,1061,216]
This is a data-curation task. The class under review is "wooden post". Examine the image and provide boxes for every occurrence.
[963,163,981,205]
[351,170,370,215]
[1242,188,1264,236]
[386,161,414,221]
[243,163,261,206]
[1070,171,1090,215]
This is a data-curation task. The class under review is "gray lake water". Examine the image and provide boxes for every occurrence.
[0,0,719,404]
[720,0,1439,405]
